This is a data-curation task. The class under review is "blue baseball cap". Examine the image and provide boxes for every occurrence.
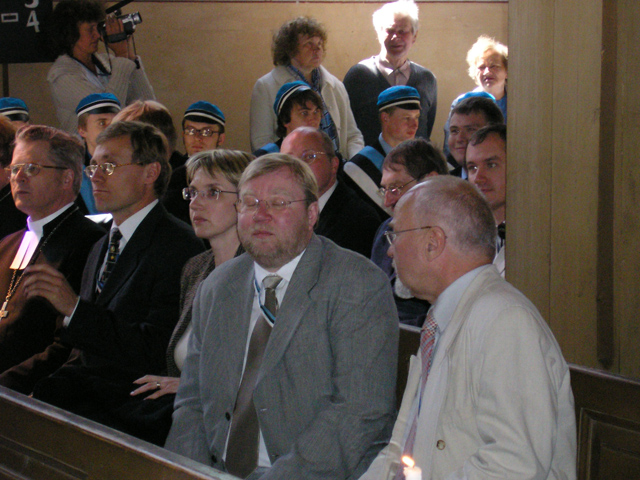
[0,97,29,122]
[184,101,225,127]
[75,93,121,117]
[377,86,421,112]
[273,81,312,116]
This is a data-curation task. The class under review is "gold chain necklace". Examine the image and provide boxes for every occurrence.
[0,206,79,319]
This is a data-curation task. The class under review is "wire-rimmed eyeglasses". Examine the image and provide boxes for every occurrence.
[378,178,417,197]
[6,163,67,177]
[383,226,438,246]
[85,162,143,179]
[235,196,307,213]
[182,187,237,202]
[183,126,220,138]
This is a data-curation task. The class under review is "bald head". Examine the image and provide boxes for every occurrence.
[390,176,496,302]
[281,127,339,197]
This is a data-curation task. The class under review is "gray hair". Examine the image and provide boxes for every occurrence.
[15,124,84,194]
[408,176,496,260]
[373,0,419,34]
[238,153,318,207]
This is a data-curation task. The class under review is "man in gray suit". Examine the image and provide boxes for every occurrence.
[165,153,398,479]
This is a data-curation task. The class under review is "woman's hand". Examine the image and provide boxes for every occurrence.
[131,375,180,400]
[104,15,135,60]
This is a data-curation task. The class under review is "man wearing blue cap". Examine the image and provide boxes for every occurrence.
[344,85,421,219]
[182,101,226,158]
[254,81,323,157]
[75,93,122,214]
[163,101,227,224]
[344,0,436,146]
[0,98,30,128]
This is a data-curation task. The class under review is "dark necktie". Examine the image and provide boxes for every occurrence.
[395,309,438,478]
[226,275,283,478]
[96,228,122,294]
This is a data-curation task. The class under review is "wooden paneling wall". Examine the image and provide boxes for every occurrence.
[0,1,508,152]
[509,0,640,378]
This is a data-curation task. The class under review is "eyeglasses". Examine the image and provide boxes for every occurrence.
[378,178,417,197]
[384,225,438,246]
[182,187,237,202]
[84,162,143,179]
[300,150,330,165]
[183,127,220,137]
[6,163,67,177]
[236,196,307,213]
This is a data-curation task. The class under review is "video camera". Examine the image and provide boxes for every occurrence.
[99,0,142,44]
[99,12,142,43]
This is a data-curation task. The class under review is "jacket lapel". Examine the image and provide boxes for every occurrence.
[95,203,162,306]
[258,235,322,381]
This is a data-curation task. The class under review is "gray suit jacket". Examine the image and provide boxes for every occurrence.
[166,235,398,479]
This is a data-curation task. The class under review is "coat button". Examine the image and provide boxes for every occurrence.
[225,412,231,420]
[211,454,218,463]
[436,440,446,450]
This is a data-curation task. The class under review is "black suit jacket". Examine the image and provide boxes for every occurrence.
[0,207,105,393]
[316,180,382,257]
[61,202,204,375]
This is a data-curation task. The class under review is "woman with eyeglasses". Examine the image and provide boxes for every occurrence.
[106,149,253,445]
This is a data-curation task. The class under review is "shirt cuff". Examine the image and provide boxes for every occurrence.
[63,297,81,327]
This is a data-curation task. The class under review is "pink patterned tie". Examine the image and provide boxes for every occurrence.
[395,310,438,478]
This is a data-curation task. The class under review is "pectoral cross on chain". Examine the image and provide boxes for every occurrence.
[0,301,9,319]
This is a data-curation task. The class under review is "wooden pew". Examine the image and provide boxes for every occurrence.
[397,324,640,480]
[0,386,237,480]
[571,365,640,479]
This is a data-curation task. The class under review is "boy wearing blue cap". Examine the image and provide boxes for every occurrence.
[75,93,122,214]
[0,98,30,128]
[254,81,323,157]
[182,101,226,158]
[343,85,421,219]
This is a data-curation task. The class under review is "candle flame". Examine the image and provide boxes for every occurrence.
[402,455,415,468]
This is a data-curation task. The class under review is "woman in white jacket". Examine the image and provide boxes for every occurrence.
[250,17,363,160]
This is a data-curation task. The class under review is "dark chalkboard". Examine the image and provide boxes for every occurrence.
[0,0,54,64]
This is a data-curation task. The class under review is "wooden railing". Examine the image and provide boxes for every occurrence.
[0,386,237,480]
[2,325,639,480]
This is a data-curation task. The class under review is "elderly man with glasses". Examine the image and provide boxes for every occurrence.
[26,121,204,426]
[281,126,382,257]
[369,138,447,327]
[0,125,104,394]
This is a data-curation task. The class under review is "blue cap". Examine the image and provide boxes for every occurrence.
[75,93,121,117]
[184,101,225,127]
[0,97,29,122]
[452,90,496,107]
[377,86,421,112]
[273,81,311,116]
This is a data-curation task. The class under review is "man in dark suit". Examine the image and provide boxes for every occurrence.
[165,154,398,479]
[26,121,203,424]
[281,126,382,257]
[0,125,105,394]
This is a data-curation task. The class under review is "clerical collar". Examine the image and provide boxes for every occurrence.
[27,203,75,241]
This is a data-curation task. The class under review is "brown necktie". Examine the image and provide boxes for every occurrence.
[226,275,282,478]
